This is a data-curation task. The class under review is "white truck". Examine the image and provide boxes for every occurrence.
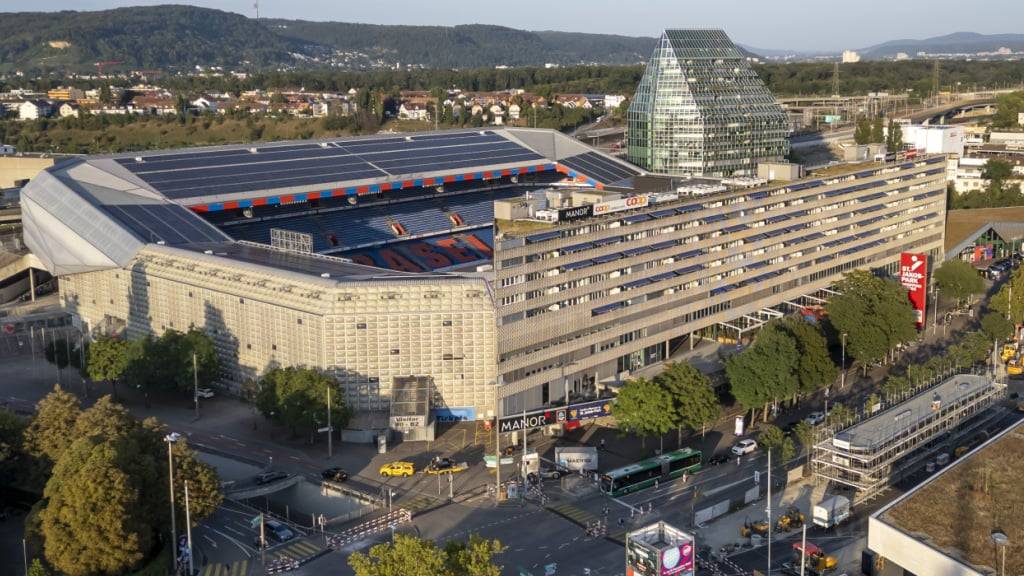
[812,495,850,529]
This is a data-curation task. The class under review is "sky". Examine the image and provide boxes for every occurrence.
[9,0,1024,53]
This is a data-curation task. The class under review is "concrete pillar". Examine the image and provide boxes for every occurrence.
[690,331,695,350]
[28,268,35,302]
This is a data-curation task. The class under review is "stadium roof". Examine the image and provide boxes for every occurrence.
[19,128,642,276]
[83,128,641,211]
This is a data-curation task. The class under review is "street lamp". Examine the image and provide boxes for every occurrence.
[991,531,1008,576]
[840,332,847,389]
[164,432,181,574]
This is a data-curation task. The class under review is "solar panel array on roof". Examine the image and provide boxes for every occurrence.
[103,203,226,245]
[115,131,545,200]
[558,151,640,185]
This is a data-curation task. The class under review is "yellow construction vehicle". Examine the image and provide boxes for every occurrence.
[740,518,770,538]
[1002,342,1018,363]
[1009,358,1024,376]
[790,542,837,574]
[776,506,806,532]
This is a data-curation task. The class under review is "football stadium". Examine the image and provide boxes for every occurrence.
[19,127,948,420]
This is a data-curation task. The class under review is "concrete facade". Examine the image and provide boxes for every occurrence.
[59,244,498,416]
[493,158,947,413]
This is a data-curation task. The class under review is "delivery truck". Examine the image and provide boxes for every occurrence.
[812,495,850,529]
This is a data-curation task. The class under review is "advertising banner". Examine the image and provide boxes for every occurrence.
[899,252,928,328]
[554,447,599,471]
[432,407,476,423]
[498,408,566,433]
[626,539,657,576]
[659,541,694,576]
[592,195,649,216]
[558,204,594,222]
[566,399,614,422]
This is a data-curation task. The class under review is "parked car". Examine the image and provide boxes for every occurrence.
[538,467,565,480]
[196,387,215,399]
[707,453,730,466]
[321,467,349,482]
[805,412,826,426]
[379,461,415,478]
[731,439,758,456]
[255,471,287,485]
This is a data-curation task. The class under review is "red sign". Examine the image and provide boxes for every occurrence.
[899,252,928,328]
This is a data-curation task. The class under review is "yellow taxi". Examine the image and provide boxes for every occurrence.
[378,461,415,478]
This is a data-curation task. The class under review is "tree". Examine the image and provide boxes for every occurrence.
[826,403,854,428]
[85,335,130,398]
[27,559,49,576]
[256,367,350,439]
[171,438,223,525]
[982,158,1014,183]
[40,437,153,576]
[23,385,81,465]
[827,270,917,369]
[778,317,837,396]
[0,409,25,483]
[726,320,800,421]
[780,437,796,463]
[870,116,885,144]
[981,311,1014,341]
[991,268,1024,324]
[885,120,903,151]
[72,395,138,442]
[611,377,675,450]
[933,259,984,306]
[757,424,785,453]
[655,362,719,446]
[123,329,219,396]
[98,85,113,105]
[444,534,505,576]
[792,421,814,458]
[348,533,449,576]
[854,118,871,145]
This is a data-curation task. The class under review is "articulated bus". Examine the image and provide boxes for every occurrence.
[600,448,702,496]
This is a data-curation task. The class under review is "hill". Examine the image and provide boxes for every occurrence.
[265,20,657,68]
[860,31,1024,58]
[0,5,659,72]
[0,5,302,72]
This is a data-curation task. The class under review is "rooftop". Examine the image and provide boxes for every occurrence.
[834,374,993,451]
[945,206,1024,253]
[880,420,1024,573]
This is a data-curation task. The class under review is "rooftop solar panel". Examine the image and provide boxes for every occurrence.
[104,203,226,245]
[559,151,640,184]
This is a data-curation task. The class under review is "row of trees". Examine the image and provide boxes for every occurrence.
[13,387,221,575]
[253,366,352,440]
[612,362,719,450]
[853,116,904,150]
[349,533,503,576]
[726,316,837,422]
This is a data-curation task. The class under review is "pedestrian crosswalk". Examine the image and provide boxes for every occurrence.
[549,502,599,526]
[397,493,440,514]
[272,538,325,562]
[200,559,248,576]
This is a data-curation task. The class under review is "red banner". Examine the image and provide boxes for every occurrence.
[899,252,928,328]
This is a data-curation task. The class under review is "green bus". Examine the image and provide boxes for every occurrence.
[600,448,702,496]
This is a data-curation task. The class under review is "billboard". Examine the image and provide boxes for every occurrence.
[554,447,599,471]
[558,204,594,222]
[566,399,614,422]
[899,252,928,328]
[592,195,649,216]
[431,407,476,423]
[659,541,694,576]
[497,408,566,433]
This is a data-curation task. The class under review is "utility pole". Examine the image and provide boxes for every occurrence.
[165,434,179,574]
[185,481,194,576]
[327,387,333,458]
[831,62,839,97]
[494,392,501,504]
[259,513,266,565]
[193,352,199,420]
[840,333,847,389]
[766,448,772,576]
[800,523,807,576]
[932,60,941,104]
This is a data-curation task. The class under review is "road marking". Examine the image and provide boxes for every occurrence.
[224,525,247,537]
[203,526,253,558]
[203,534,218,548]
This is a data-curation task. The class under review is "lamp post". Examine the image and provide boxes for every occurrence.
[165,432,181,574]
[991,531,1008,576]
[840,332,847,389]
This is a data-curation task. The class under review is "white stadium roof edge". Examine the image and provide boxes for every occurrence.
[20,127,640,278]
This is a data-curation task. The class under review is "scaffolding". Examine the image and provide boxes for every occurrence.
[812,372,1006,502]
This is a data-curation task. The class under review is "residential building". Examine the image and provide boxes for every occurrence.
[604,94,626,110]
[58,102,81,118]
[842,50,861,63]
[18,100,52,120]
[627,29,790,178]
[398,103,429,121]
[47,87,85,101]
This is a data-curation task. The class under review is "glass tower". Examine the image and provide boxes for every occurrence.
[627,29,790,177]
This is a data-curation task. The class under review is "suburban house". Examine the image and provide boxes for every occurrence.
[18,100,52,120]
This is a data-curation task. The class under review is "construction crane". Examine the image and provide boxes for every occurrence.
[94,61,124,76]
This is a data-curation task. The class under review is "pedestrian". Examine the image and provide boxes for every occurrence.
[654,478,659,489]
[599,438,606,451]
[736,456,741,466]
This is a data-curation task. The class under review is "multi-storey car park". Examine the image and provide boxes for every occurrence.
[19,127,948,424]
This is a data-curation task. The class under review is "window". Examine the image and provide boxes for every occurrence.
[246,344,251,350]
[356,323,367,329]
[239,297,245,304]
[390,349,400,355]
[442,320,453,327]
[272,344,277,351]
[297,318,303,325]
